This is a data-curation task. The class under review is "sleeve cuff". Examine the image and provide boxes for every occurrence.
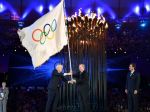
[63,73,67,76]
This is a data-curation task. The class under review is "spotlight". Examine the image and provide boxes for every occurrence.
[140,21,146,28]
[97,7,103,15]
[0,3,3,9]
[36,5,43,14]
[18,21,24,28]
[115,23,121,30]
[22,12,28,19]
[49,5,53,11]
[86,8,91,15]
[0,3,5,13]
[145,4,150,12]
[134,5,140,15]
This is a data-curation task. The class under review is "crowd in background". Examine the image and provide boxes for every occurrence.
[5,87,150,112]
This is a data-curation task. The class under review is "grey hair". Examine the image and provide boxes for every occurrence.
[56,64,63,69]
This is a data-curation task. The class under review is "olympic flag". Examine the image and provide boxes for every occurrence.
[17,0,68,68]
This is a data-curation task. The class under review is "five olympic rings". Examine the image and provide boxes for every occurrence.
[32,19,57,45]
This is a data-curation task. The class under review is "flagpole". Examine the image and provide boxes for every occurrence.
[67,39,73,79]
[62,0,73,79]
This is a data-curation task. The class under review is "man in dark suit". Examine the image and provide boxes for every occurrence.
[125,63,140,112]
[0,82,9,112]
[45,64,72,112]
[71,64,91,112]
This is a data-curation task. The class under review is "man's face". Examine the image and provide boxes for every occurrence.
[2,82,6,87]
[79,64,85,72]
[56,65,63,73]
[129,64,134,71]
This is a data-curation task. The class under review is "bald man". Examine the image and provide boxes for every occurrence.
[45,64,72,112]
[72,64,91,112]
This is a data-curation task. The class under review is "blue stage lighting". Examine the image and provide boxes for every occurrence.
[36,5,43,14]
[0,3,6,13]
[140,22,146,27]
[49,5,53,11]
[145,4,150,12]
[97,7,103,15]
[115,24,121,30]
[134,5,140,15]
[86,8,91,14]
[18,21,24,28]
[21,3,35,20]
[107,68,126,72]
[22,12,28,19]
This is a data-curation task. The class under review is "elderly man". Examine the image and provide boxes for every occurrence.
[71,64,91,112]
[45,64,72,112]
[0,82,9,112]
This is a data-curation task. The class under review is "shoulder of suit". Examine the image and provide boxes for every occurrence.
[134,71,140,75]
[52,69,58,74]
[83,71,88,75]
[53,69,57,73]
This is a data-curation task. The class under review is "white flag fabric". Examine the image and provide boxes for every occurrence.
[18,0,68,68]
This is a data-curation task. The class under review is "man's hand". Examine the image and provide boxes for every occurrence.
[68,79,76,84]
[0,98,3,101]
[64,72,72,76]
[72,79,76,83]
[68,80,74,84]
[68,71,72,75]
[134,90,138,95]
[125,89,128,94]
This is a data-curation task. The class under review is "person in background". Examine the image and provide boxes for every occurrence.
[71,64,91,112]
[125,63,140,112]
[45,64,72,112]
[0,82,9,112]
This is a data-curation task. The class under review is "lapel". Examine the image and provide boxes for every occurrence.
[130,71,136,78]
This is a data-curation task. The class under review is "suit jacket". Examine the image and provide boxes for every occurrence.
[48,70,67,90]
[73,71,89,90]
[0,87,9,101]
[126,71,140,92]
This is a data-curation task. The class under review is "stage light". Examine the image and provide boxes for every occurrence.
[140,22,146,27]
[0,3,6,13]
[115,24,121,30]
[21,3,35,20]
[86,8,91,15]
[11,12,19,20]
[107,68,126,72]
[36,5,43,14]
[18,21,24,28]
[111,15,116,19]
[22,12,28,19]
[134,5,140,15]
[145,4,150,12]
[99,3,116,19]
[49,5,53,11]
[97,7,103,15]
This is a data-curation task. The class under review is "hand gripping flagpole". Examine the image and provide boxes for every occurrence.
[62,0,73,80]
